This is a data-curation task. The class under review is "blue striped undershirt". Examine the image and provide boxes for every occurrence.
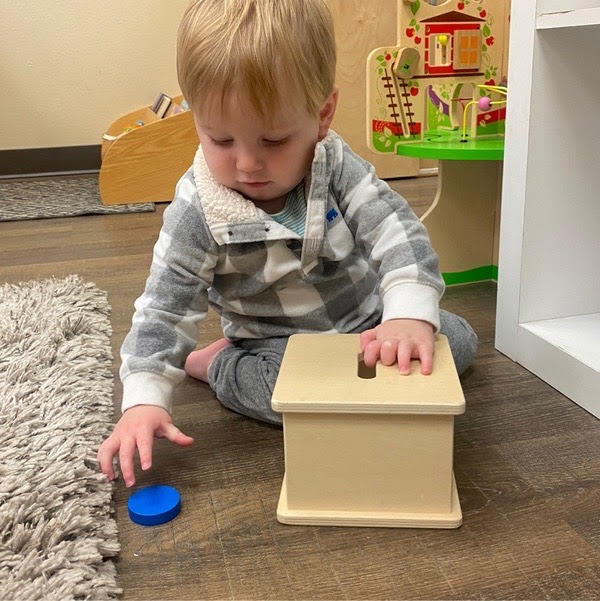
[270,182,306,236]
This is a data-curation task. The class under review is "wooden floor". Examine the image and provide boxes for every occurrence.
[2,175,600,600]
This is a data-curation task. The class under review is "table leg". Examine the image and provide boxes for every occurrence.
[421,159,503,284]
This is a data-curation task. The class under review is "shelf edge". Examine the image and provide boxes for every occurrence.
[537,7,600,29]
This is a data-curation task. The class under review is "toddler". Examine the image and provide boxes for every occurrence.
[98,0,478,487]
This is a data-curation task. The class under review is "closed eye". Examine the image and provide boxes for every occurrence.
[263,137,289,146]
[211,138,233,146]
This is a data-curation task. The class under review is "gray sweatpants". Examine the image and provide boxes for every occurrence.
[208,310,478,425]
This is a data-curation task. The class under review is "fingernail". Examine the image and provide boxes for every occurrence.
[142,462,150,470]
[126,480,133,487]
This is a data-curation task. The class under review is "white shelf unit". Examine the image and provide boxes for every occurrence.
[537,6,600,30]
[495,0,600,418]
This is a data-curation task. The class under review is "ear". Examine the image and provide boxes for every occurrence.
[318,88,338,140]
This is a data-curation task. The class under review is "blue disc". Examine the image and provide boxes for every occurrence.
[128,484,181,526]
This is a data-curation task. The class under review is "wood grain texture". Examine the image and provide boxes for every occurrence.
[99,109,198,205]
[2,174,599,600]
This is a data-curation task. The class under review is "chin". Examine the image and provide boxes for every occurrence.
[241,185,282,200]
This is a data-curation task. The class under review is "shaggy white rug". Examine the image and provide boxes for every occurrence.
[0,275,121,600]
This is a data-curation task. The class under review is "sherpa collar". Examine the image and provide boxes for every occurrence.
[191,131,339,273]
[192,149,260,227]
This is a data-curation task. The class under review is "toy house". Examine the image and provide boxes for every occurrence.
[367,0,510,152]
[272,334,465,528]
[422,11,485,76]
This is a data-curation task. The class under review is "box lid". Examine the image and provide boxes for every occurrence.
[271,334,465,415]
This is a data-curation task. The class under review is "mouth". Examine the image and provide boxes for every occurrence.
[241,181,270,188]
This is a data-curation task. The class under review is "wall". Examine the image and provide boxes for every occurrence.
[0,1,188,150]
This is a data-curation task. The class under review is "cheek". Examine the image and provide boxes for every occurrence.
[275,142,315,174]
[295,142,317,175]
[202,145,230,177]
[269,149,301,180]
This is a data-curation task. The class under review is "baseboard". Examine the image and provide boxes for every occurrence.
[0,145,101,178]
[0,145,437,180]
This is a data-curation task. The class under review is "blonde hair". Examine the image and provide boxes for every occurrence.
[177,0,336,119]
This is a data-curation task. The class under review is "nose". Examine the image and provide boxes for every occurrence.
[235,147,263,174]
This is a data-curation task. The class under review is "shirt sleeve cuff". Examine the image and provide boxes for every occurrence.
[381,282,441,332]
[121,371,176,414]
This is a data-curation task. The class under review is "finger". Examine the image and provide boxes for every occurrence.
[119,437,137,488]
[359,329,377,352]
[396,341,413,375]
[162,423,195,447]
[362,339,381,367]
[98,437,120,482]
[418,341,434,375]
[380,339,398,366]
[136,428,155,471]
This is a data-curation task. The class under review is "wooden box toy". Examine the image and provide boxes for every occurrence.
[271,333,465,528]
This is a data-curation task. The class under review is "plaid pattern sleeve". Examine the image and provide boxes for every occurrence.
[120,170,219,413]
[328,133,445,329]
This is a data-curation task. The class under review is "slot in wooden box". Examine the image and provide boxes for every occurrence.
[271,333,465,528]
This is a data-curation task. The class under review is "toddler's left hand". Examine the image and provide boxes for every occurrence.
[360,318,435,375]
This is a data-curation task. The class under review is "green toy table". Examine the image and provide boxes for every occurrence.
[397,131,505,285]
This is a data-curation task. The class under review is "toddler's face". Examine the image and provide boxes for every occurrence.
[193,90,335,213]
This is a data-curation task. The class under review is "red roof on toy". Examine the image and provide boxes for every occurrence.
[420,11,485,23]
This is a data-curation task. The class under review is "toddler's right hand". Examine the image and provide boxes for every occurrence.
[97,405,194,488]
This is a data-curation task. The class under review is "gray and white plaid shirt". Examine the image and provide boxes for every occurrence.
[120,131,444,413]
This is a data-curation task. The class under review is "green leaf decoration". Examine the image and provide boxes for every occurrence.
[483,24,491,37]
[376,55,384,62]
[410,18,417,26]
[410,0,420,16]
[378,67,383,75]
